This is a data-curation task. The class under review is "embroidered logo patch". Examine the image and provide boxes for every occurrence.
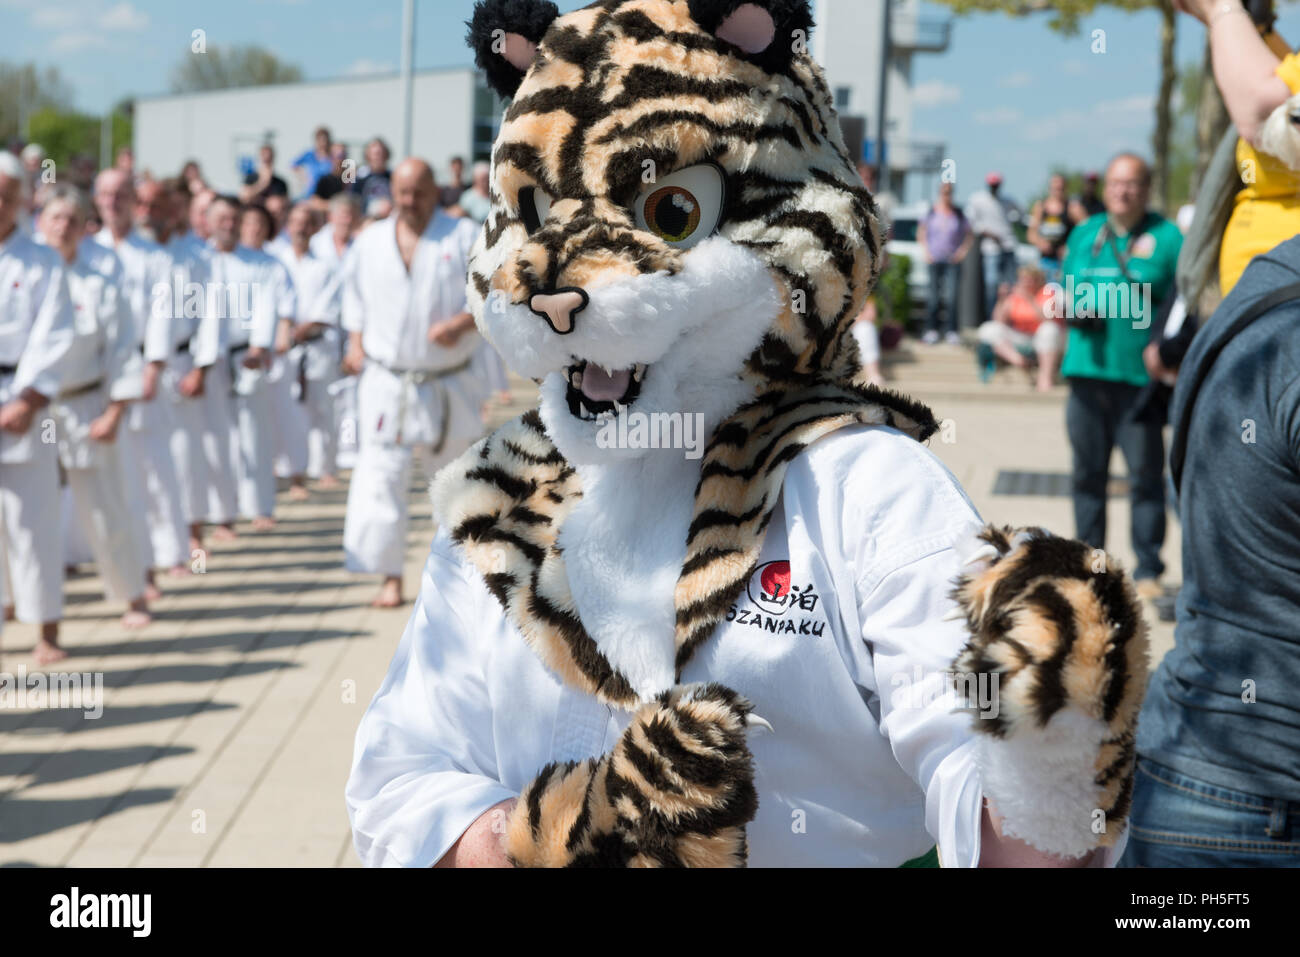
[729,560,825,636]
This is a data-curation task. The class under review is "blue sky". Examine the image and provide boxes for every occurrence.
[5,0,1298,207]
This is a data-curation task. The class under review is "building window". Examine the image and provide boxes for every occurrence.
[835,86,851,109]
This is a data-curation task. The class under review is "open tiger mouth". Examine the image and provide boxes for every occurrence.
[564,361,648,421]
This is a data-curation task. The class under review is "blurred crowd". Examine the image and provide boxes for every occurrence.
[0,124,508,663]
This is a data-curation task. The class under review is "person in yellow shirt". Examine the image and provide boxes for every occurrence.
[1177,1,1300,295]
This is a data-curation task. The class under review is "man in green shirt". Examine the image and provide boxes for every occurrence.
[1058,153,1183,595]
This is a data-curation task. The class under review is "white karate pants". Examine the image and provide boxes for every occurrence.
[120,399,189,570]
[342,437,473,578]
[231,373,276,519]
[197,362,240,525]
[267,354,309,478]
[0,439,64,622]
[65,441,147,603]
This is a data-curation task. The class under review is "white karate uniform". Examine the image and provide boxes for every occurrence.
[0,228,76,624]
[310,226,359,470]
[172,236,239,526]
[91,227,191,568]
[207,245,294,520]
[51,240,148,602]
[272,245,343,478]
[346,426,1126,867]
[340,211,486,577]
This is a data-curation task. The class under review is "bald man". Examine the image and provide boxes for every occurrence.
[0,152,76,662]
[340,159,485,607]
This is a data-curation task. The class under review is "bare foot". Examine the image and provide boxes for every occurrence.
[288,484,310,501]
[33,640,68,665]
[370,578,403,608]
[166,563,192,578]
[121,608,152,629]
[143,582,163,602]
[212,524,238,542]
[251,516,276,531]
[315,474,341,490]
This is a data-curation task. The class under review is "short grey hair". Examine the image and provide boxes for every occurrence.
[328,192,362,216]
[42,184,92,222]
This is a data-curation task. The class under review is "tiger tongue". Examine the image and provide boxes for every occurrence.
[579,365,632,402]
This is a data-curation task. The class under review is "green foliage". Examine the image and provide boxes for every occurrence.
[26,107,132,172]
[877,253,913,326]
[0,61,73,144]
[932,0,1154,35]
[170,45,304,93]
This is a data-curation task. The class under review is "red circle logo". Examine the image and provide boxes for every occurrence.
[748,560,794,615]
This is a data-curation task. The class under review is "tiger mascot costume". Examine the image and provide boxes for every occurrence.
[345,0,1149,868]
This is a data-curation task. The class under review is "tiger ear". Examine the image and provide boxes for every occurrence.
[687,0,814,72]
[466,0,561,100]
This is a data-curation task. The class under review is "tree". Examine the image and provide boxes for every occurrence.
[933,0,1177,210]
[170,45,304,94]
[0,62,73,145]
[26,106,132,174]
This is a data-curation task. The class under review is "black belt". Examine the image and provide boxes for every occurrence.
[0,364,16,375]
[137,338,192,357]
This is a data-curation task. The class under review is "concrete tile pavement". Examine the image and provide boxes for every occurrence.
[0,349,1175,866]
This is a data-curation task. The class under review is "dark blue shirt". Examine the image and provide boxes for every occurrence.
[1137,236,1300,800]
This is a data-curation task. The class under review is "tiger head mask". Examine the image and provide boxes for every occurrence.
[437,0,937,707]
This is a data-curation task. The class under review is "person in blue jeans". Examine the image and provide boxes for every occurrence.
[1120,236,1300,868]
[917,182,972,345]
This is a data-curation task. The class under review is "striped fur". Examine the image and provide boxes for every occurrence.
[444,0,1151,865]
[949,527,1150,849]
[439,387,937,709]
[504,683,759,867]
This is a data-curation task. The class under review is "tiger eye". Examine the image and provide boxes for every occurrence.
[644,187,701,243]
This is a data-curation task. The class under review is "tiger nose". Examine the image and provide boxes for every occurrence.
[528,288,588,336]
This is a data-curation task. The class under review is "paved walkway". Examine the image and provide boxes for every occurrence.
[0,344,1177,866]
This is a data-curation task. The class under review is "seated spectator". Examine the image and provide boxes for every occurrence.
[242,144,289,203]
[977,265,1061,392]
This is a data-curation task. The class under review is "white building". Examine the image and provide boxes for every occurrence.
[814,0,951,199]
[133,66,499,196]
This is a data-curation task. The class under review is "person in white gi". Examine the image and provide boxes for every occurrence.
[271,201,343,495]
[39,185,152,629]
[312,193,362,471]
[170,191,242,545]
[340,159,484,608]
[212,200,294,529]
[0,153,76,664]
[346,424,1122,868]
[91,168,190,590]
[136,176,217,555]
